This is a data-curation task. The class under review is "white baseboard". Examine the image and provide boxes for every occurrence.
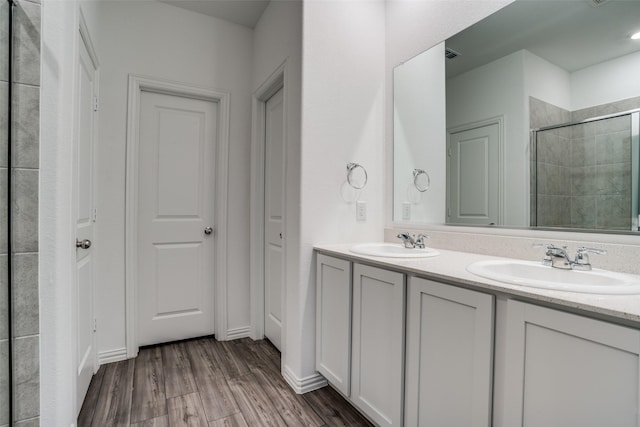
[226,326,252,341]
[282,364,328,394]
[98,347,128,365]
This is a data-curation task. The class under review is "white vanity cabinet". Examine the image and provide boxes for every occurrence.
[405,277,494,427]
[316,254,352,396]
[315,256,405,426]
[503,301,640,427]
[351,263,405,427]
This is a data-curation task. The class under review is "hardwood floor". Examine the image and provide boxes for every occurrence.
[78,337,374,427]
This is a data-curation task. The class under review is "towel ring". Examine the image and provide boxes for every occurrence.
[413,168,430,192]
[347,163,368,190]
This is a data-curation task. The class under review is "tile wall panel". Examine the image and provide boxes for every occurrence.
[9,0,40,425]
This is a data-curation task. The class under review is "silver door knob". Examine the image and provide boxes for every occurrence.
[204,227,213,235]
[76,239,92,249]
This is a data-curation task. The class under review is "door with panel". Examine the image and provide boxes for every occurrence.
[137,90,217,347]
[75,33,98,413]
[447,122,500,225]
[264,87,284,351]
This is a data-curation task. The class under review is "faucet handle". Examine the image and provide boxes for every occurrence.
[397,232,415,248]
[573,247,606,271]
[414,234,430,248]
[533,243,562,266]
[576,246,607,256]
[574,246,606,263]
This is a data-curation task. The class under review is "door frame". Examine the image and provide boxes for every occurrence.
[446,116,505,225]
[124,75,230,357]
[250,62,287,342]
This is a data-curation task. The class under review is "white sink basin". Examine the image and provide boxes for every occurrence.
[350,243,439,258]
[467,259,640,294]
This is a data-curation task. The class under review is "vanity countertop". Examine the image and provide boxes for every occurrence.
[314,244,640,325]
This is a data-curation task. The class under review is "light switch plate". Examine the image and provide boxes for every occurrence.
[356,201,367,221]
[402,202,411,221]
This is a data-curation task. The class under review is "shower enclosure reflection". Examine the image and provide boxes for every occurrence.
[532,109,639,231]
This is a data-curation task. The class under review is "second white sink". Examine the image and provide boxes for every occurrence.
[350,243,440,259]
[467,259,640,294]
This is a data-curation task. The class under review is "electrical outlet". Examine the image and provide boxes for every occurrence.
[402,202,411,221]
[356,201,367,221]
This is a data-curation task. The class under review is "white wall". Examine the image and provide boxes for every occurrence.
[251,0,303,382]
[393,43,446,223]
[571,50,640,111]
[81,1,254,358]
[299,0,386,385]
[524,51,571,112]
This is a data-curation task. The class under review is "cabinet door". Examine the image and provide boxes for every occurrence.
[316,254,352,396]
[504,301,640,427]
[405,277,494,427]
[351,263,405,427]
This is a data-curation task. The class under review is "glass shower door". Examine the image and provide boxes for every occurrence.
[533,112,639,231]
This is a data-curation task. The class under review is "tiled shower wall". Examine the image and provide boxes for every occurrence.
[2,0,40,426]
[1,0,9,424]
[530,97,571,227]
[531,96,635,230]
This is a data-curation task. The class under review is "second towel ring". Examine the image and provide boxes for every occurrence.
[413,168,430,192]
[347,162,368,190]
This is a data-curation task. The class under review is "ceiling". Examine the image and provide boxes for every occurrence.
[159,0,270,28]
[446,0,640,78]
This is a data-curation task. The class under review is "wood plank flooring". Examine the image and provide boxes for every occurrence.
[78,337,374,427]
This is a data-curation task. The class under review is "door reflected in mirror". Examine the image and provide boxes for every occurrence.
[393,0,640,233]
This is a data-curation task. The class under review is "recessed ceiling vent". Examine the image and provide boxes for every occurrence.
[445,48,461,60]
[587,0,612,7]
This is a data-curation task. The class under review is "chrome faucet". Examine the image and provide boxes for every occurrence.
[397,232,429,249]
[537,244,606,271]
[542,245,573,269]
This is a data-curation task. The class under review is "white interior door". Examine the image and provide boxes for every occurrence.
[75,35,97,412]
[137,91,217,347]
[447,123,500,225]
[264,88,284,351]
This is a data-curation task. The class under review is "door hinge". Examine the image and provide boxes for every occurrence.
[93,96,99,112]
[93,318,97,332]
[92,207,97,222]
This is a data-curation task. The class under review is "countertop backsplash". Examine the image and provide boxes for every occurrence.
[385,227,640,275]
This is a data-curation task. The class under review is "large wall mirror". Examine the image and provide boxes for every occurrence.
[393,0,640,233]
